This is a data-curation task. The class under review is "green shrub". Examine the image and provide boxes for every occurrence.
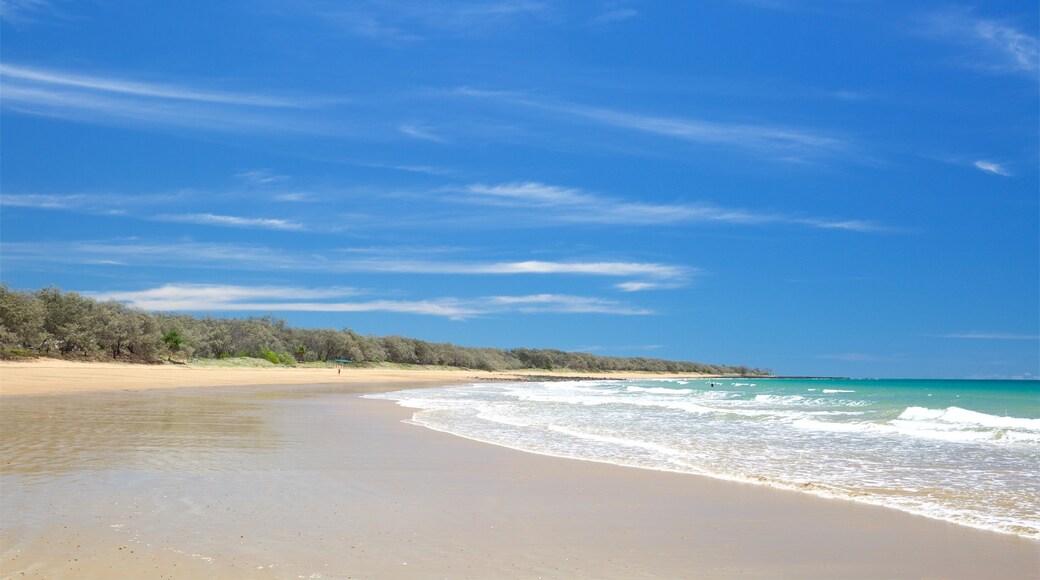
[259,349,280,364]
[1,348,37,359]
[277,351,296,366]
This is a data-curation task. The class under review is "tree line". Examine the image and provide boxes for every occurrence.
[0,286,769,375]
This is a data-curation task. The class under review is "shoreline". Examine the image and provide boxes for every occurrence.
[3,362,1037,577]
[395,400,1039,543]
[0,359,721,397]
[2,384,1036,578]
[375,379,1040,543]
[377,397,1040,577]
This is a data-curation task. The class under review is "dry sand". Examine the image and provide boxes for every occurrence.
[0,359,710,397]
[1,363,1038,578]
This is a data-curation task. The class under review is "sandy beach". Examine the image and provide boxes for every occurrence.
[1,363,1037,578]
[0,359,711,397]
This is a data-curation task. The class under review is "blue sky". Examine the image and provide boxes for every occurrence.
[1,1,1037,378]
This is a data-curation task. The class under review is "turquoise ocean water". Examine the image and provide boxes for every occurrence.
[368,378,1040,539]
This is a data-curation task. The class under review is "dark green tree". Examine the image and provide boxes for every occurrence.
[162,330,186,361]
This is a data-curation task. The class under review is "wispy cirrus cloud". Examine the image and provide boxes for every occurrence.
[0,64,303,107]
[236,170,290,185]
[88,284,651,319]
[615,281,667,292]
[156,213,305,231]
[398,123,445,142]
[486,293,651,315]
[0,194,307,232]
[562,103,845,156]
[0,0,67,24]
[1,191,307,231]
[935,332,1039,340]
[973,160,1012,176]
[0,193,82,209]
[794,217,887,233]
[2,179,885,234]
[1,239,692,288]
[0,191,188,213]
[453,88,850,161]
[304,0,557,43]
[90,284,363,305]
[354,258,692,281]
[274,192,312,202]
[0,240,300,269]
[461,181,886,232]
[0,63,326,133]
[591,7,638,25]
[351,161,457,176]
[921,8,1039,77]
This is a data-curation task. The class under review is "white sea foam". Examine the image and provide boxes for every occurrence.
[889,421,1019,443]
[753,394,806,404]
[1001,431,1040,444]
[370,380,1040,539]
[791,419,878,434]
[475,407,534,428]
[898,406,1040,431]
[626,386,693,395]
[547,425,682,458]
[686,389,740,400]
[787,406,1040,445]
[749,393,869,409]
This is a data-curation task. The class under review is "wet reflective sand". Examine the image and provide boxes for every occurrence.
[2,384,1038,578]
[1,384,408,578]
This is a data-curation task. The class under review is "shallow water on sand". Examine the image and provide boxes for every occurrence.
[3,381,1037,579]
[0,385,397,577]
[370,378,1040,539]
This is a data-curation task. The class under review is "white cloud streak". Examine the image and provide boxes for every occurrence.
[615,281,664,292]
[0,64,301,107]
[591,8,638,25]
[922,9,1039,76]
[311,0,555,42]
[0,0,65,24]
[935,332,1039,340]
[0,63,322,133]
[274,192,311,202]
[1,240,303,269]
[398,123,445,142]
[463,181,884,232]
[357,258,690,280]
[973,160,1011,176]
[88,284,651,319]
[566,104,844,155]
[0,193,79,209]
[2,174,881,236]
[156,213,305,231]
[236,170,290,184]
[1,239,692,287]
[0,191,191,212]
[454,88,849,160]
[91,284,362,304]
[0,192,310,230]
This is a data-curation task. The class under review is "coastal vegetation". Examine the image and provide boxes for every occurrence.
[0,286,768,375]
